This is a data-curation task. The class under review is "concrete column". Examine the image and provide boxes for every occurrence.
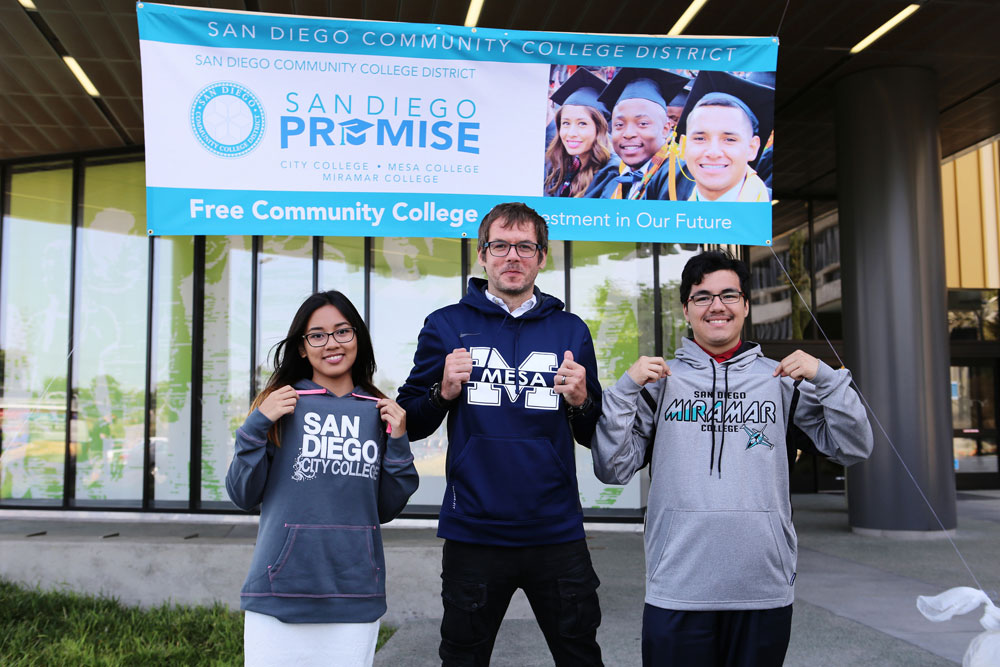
[836,67,956,533]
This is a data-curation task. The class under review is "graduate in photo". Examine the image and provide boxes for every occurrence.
[584,67,689,200]
[543,68,614,197]
[674,71,775,202]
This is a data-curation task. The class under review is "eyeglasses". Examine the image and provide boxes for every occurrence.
[482,241,543,258]
[687,291,744,307]
[303,327,356,347]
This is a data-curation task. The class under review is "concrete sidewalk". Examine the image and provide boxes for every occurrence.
[3,492,999,665]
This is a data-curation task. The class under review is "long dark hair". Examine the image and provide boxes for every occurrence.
[251,290,385,445]
[543,105,612,197]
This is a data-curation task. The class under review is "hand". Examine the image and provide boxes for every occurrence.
[627,356,671,386]
[554,350,588,407]
[378,398,406,437]
[258,385,298,422]
[441,348,473,401]
[773,350,819,381]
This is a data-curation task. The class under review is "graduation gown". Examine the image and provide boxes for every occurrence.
[585,156,694,201]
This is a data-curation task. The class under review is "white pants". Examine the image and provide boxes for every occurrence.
[244,610,379,667]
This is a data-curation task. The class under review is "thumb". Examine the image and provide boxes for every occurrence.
[564,350,575,363]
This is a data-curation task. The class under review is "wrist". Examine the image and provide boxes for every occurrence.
[566,394,593,418]
[430,382,458,410]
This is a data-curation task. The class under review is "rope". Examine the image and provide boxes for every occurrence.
[767,244,988,596]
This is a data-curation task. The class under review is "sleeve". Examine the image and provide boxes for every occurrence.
[590,372,661,484]
[792,361,874,467]
[377,433,419,523]
[225,409,276,511]
[568,328,604,447]
[396,314,452,441]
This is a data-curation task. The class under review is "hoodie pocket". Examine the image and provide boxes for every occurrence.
[449,435,575,521]
[649,510,792,605]
[267,524,380,597]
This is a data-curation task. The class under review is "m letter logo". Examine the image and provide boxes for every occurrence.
[466,347,559,410]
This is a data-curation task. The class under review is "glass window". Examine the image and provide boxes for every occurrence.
[256,236,313,390]
[151,235,194,507]
[948,290,999,341]
[0,164,73,504]
[319,237,365,301]
[812,207,842,340]
[201,236,252,506]
[658,244,702,357]
[535,240,565,302]
[371,237,462,506]
[952,365,997,475]
[72,160,148,505]
[570,241,652,510]
[750,223,809,341]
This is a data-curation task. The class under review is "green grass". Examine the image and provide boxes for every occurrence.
[0,579,397,666]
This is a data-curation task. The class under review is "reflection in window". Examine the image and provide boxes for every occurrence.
[571,242,652,510]
[73,161,148,504]
[948,290,999,341]
[201,237,252,505]
[0,165,73,503]
[951,365,997,475]
[371,237,461,506]
[151,235,194,506]
[658,244,701,357]
[256,236,313,390]
[535,240,565,302]
[320,237,365,302]
[750,203,841,342]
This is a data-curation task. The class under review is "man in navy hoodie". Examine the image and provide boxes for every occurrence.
[398,202,604,666]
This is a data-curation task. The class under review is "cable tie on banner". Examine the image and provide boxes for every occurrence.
[767,244,988,597]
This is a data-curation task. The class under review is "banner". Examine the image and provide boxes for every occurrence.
[138,3,778,245]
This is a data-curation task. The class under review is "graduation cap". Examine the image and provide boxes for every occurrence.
[667,87,690,109]
[550,68,610,119]
[745,71,776,89]
[597,68,689,113]
[675,71,775,166]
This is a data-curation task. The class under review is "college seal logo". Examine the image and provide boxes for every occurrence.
[190,82,265,158]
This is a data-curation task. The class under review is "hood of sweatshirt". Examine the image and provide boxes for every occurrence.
[460,277,565,321]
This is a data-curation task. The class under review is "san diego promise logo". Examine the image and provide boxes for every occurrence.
[190,82,266,158]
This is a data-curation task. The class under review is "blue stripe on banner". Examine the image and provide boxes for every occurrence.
[147,187,773,246]
[137,3,778,71]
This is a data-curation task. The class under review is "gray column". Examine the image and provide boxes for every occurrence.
[836,67,956,533]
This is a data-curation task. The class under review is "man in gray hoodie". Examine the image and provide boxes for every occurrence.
[591,250,873,666]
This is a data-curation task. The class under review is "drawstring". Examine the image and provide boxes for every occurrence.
[514,318,526,393]
[709,362,717,475]
[717,364,731,478]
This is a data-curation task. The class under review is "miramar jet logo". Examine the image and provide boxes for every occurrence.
[190,82,266,158]
[743,425,775,450]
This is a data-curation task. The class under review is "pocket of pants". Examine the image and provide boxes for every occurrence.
[268,524,380,596]
[441,577,490,646]
[557,569,602,638]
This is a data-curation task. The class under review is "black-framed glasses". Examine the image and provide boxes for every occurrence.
[687,291,744,307]
[303,327,356,347]
[482,241,543,258]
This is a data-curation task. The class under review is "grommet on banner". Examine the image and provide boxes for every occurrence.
[147,229,153,235]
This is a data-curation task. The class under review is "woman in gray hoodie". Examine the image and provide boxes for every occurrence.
[226,290,418,666]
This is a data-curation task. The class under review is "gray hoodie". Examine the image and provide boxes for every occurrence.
[591,339,873,611]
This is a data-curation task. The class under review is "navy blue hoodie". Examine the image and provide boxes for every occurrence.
[226,380,418,623]
[398,278,601,547]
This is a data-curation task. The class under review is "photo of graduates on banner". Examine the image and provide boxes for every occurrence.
[543,65,775,203]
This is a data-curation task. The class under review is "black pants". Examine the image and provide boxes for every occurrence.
[439,538,603,667]
[642,603,793,667]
